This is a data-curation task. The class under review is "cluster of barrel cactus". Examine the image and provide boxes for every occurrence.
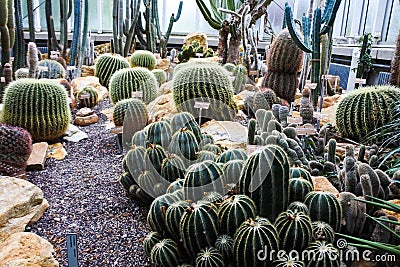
[177,41,214,63]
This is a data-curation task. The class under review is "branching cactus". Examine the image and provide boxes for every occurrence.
[285,0,342,107]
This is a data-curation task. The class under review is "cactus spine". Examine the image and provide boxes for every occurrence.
[130,50,157,70]
[150,239,180,267]
[112,98,148,128]
[94,53,130,87]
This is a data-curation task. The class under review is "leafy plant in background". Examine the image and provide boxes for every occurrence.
[365,100,400,174]
[356,33,373,79]
[337,196,400,257]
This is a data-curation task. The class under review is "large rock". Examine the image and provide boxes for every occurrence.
[183,32,208,48]
[0,177,49,243]
[312,176,340,197]
[201,121,248,146]
[147,94,179,122]
[0,232,59,267]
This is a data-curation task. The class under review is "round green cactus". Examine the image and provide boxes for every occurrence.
[37,59,66,79]
[109,67,158,104]
[143,231,163,257]
[196,150,217,162]
[131,130,148,147]
[289,167,313,185]
[218,195,257,236]
[166,178,184,194]
[274,210,313,252]
[2,79,71,141]
[15,68,29,80]
[311,221,335,243]
[172,63,237,122]
[233,65,247,94]
[183,160,225,202]
[119,172,136,192]
[76,86,98,108]
[150,238,180,267]
[147,193,181,235]
[304,241,341,267]
[222,159,245,187]
[233,217,279,266]
[201,144,222,155]
[223,63,236,73]
[0,124,32,177]
[195,247,224,267]
[152,69,167,85]
[94,53,130,87]
[169,127,200,164]
[289,178,314,203]
[239,145,290,222]
[202,191,224,203]
[288,201,309,214]
[130,50,157,70]
[335,86,400,141]
[161,154,186,182]
[147,120,171,148]
[145,144,167,174]
[215,235,234,260]
[165,200,190,242]
[112,98,148,128]
[123,145,147,177]
[170,112,202,141]
[180,201,219,258]
[304,191,342,232]
[217,149,248,164]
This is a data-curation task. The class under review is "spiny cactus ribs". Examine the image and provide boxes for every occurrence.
[130,50,157,70]
[0,124,32,177]
[94,53,130,87]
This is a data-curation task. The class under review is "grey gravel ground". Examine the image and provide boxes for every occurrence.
[27,99,152,267]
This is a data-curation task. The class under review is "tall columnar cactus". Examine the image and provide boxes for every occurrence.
[180,201,219,258]
[233,65,247,94]
[59,0,73,59]
[94,53,130,87]
[343,145,358,194]
[112,98,148,128]
[26,42,39,78]
[130,50,157,70]
[390,28,400,86]
[233,217,279,267]
[338,192,366,236]
[239,145,290,222]
[3,63,12,85]
[0,0,10,72]
[172,63,237,122]
[183,160,224,201]
[2,79,71,141]
[109,67,158,104]
[285,0,342,107]
[299,88,313,124]
[335,86,400,141]
[274,210,313,252]
[69,0,82,66]
[304,191,342,232]
[0,124,32,177]
[218,195,257,236]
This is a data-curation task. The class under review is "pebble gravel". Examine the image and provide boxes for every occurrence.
[27,99,152,267]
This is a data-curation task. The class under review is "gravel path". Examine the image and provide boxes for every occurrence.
[27,99,152,267]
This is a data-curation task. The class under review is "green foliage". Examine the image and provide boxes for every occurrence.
[130,50,157,70]
[94,53,130,87]
[172,63,237,122]
[2,79,71,141]
[335,86,400,142]
[109,67,158,104]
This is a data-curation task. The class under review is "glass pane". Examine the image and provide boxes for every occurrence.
[387,0,400,44]
[88,0,99,32]
[102,0,113,32]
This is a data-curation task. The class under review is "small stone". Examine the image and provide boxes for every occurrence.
[76,108,95,117]
[74,113,99,126]
[54,218,61,222]
[27,142,49,171]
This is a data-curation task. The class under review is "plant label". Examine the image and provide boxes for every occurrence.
[66,233,79,267]
[194,101,210,110]
[131,91,143,98]
[247,145,264,154]
[296,125,317,136]
[287,117,303,124]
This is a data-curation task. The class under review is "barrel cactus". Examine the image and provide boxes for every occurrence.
[239,145,290,221]
[172,63,237,122]
[109,67,158,104]
[76,86,98,108]
[94,53,130,87]
[311,221,335,243]
[170,112,202,141]
[112,98,148,128]
[145,144,166,174]
[180,201,219,258]
[217,149,248,164]
[0,124,32,177]
[304,241,341,267]
[272,253,305,267]
[274,210,313,252]
[15,68,29,79]
[336,86,400,141]
[37,59,66,79]
[289,178,314,203]
[132,130,147,147]
[233,217,279,267]
[215,235,234,260]
[263,71,299,103]
[195,247,224,267]
[150,238,180,267]
[223,159,245,186]
[233,65,247,93]
[304,191,342,232]
[184,160,225,201]
[161,154,186,182]
[288,201,309,214]
[2,79,71,141]
[147,193,181,235]
[165,200,190,242]
[218,195,257,236]
[143,231,163,257]
[169,127,200,164]
[152,69,167,85]
[123,145,147,177]
[130,50,157,70]
[289,167,313,184]
[147,120,171,148]
[202,191,224,204]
